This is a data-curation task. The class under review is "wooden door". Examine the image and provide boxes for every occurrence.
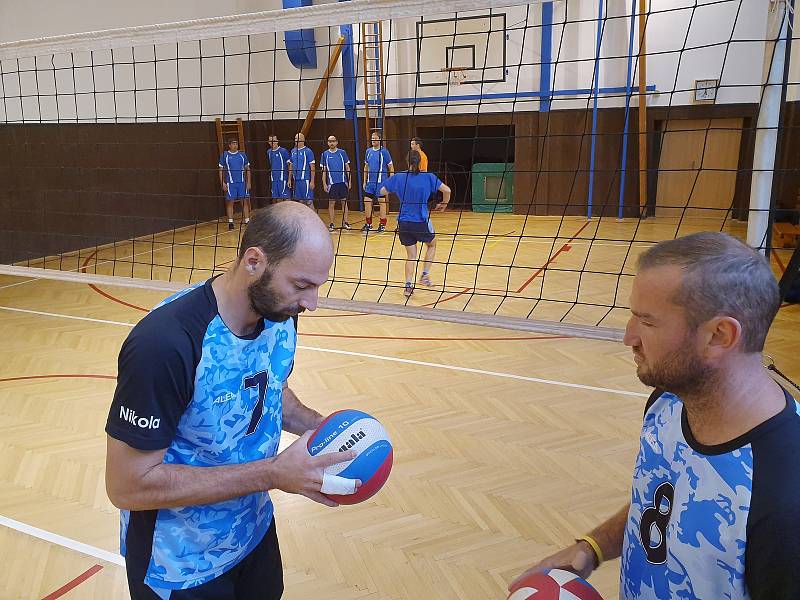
[655,118,743,219]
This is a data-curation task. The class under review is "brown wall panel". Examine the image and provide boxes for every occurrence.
[3,101,797,266]
[512,108,641,217]
[0,121,222,265]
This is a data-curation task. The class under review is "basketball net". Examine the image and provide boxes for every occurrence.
[443,67,467,86]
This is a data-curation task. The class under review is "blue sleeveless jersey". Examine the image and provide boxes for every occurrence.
[621,388,800,599]
[106,278,296,594]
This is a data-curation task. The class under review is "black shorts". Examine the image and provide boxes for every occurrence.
[397,220,435,246]
[327,182,349,200]
[127,519,283,600]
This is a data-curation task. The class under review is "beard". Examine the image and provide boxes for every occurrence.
[635,337,716,398]
[247,268,304,322]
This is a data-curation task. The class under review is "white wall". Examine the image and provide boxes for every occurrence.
[0,0,776,124]
[0,0,282,44]
[645,0,767,107]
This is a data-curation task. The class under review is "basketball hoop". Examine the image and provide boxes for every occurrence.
[441,67,467,86]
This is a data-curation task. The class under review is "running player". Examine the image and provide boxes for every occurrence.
[105,203,361,600]
[362,132,393,233]
[321,135,351,231]
[218,137,251,230]
[267,134,291,204]
[288,132,315,208]
[380,150,450,297]
[510,232,799,600]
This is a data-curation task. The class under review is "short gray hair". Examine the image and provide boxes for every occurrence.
[238,206,302,265]
[637,232,780,353]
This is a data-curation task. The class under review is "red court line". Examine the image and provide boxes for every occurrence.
[419,287,472,308]
[78,231,587,318]
[302,332,566,341]
[40,564,104,600]
[332,275,511,295]
[515,221,591,294]
[81,251,150,313]
[0,374,116,383]
[88,284,148,312]
[80,251,366,316]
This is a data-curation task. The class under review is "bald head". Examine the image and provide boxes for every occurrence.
[235,204,333,320]
[239,203,332,265]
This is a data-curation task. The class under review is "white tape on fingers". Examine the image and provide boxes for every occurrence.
[321,473,357,495]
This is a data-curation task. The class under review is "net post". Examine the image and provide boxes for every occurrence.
[747,1,791,254]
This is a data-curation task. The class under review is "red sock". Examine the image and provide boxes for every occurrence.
[380,218,387,225]
[366,218,373,225]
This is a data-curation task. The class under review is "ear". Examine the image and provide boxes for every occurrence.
[240,247,266,277]
[702,316,742,360]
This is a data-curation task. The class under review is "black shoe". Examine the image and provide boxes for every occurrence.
[342,222,351,230]
[228,222,234,231]
[377,224,386,233]
[328,223,335,232]
[361,223,372,233]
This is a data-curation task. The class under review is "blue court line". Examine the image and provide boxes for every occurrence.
[351,85,656,107]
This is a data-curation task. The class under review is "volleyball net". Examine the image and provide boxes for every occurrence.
[0,0,796,339]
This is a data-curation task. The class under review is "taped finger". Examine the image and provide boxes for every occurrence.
[321,473,358,495]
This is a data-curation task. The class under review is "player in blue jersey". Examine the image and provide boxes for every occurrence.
[321,135,352,232]
[380,150,450,298]
[361,132,394,233]
[105,203,361,600]
[218,138,252,230]
[267,135,291,204]
[288,132,316,209]
[510,232,799,600]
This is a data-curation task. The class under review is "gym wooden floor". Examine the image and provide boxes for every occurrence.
[1,212,797,599]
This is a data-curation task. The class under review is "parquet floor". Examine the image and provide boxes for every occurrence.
[24,211,785,329]
[1,212,797,599]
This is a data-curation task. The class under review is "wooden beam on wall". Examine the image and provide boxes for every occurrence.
[301,35,346,138]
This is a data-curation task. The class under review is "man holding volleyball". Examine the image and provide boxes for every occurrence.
[106,203,361,600]
[511,233,799,599]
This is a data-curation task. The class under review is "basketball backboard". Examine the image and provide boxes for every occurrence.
[416,13,506,87]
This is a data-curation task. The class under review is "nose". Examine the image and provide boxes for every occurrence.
[299,291,318,312]
[623,317,639,347]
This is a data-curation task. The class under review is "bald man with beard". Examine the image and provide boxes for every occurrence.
[105,203,360,600]
[288,132,316,208]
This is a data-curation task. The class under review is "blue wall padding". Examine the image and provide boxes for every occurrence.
[283,0,317,68]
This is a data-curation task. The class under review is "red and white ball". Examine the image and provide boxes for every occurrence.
[307,409,393,505]
[508,569,604,600]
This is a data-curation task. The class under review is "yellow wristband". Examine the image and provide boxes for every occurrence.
[575,535,604,566]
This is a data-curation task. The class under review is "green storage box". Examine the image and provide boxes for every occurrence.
[471,163,514,213]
